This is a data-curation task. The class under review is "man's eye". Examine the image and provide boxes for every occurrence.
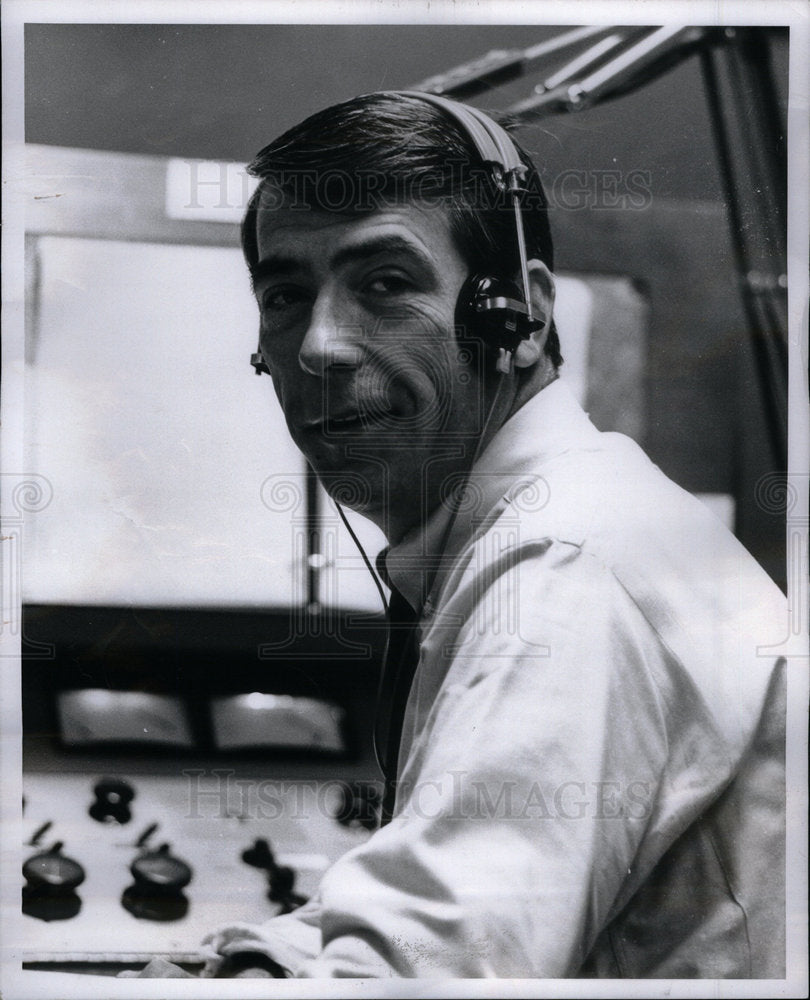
[362,274,412,296]
[261,287,308,312]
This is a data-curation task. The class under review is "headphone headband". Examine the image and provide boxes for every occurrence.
[380,89,536,349]
[378,90,526,179]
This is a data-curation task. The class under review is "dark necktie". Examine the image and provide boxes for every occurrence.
[375,586,421,825]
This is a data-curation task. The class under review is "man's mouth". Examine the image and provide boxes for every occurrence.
[304,408,398,436]
[322,412,365,434]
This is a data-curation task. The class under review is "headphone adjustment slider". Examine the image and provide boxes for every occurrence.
[496,348,515,376]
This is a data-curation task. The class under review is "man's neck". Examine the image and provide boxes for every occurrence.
[382,363,559,545]
[505,357,559,425]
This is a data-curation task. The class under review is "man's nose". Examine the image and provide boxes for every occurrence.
[298,292,362,376]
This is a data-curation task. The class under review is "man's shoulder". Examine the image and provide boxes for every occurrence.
[491,426,784,630]
[502,428,690,551]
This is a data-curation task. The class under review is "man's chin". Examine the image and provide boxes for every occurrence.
[307,456,385,511]
[320,477,386,529]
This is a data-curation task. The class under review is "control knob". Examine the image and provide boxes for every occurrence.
[89,777,135,825]
[121,842,192,922]
[241,838,306,914]
[22,841,85,921]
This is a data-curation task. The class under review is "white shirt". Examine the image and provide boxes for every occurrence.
[204,380,787,978]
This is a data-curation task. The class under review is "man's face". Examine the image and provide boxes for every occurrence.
[252,192,487,539]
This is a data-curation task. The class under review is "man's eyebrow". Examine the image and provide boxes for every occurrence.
[329,235,435,273]
[249,254,303,289]
[250,234,436,288]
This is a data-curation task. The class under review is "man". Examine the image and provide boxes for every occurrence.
[162,91,789,978]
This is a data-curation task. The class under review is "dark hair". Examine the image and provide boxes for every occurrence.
[242,92,562,367]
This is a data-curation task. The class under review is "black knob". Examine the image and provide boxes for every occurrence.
[22,842,85,921]
[240,838,306,914]
[89,777,135,825]
[121,884,189,922]
[241,838,276,870]
[23,841,85,892]
[121,843,192,922]
[130,843,192,892]
[267,864,298,905]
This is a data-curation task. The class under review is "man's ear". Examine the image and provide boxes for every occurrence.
[513,259,555,369]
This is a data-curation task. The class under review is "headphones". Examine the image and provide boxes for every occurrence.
[250,90,544,378]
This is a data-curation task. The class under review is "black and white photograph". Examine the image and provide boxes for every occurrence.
[1,1,808,996]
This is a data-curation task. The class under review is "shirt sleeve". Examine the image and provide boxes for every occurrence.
[203,538,731,977]
[199,896,323,977]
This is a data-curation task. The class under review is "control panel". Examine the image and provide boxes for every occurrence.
[19,771,378,968]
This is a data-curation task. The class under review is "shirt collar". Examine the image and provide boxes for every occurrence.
[381,378,600,612]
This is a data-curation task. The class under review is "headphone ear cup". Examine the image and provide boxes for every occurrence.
[454,273,535,354]
[453,273,489,342]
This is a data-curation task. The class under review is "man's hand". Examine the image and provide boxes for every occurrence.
[117,958,196,978]
[214,952,287,977]
[117,952,286,977]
